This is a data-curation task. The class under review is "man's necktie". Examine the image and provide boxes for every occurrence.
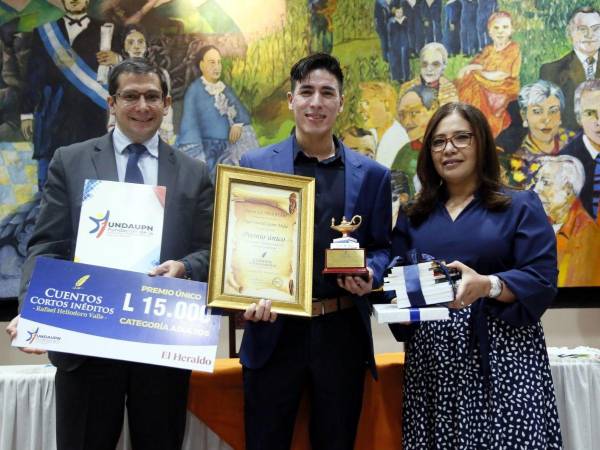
[125,143,147,184]
[593,154,600,219]
[586,56,596,80]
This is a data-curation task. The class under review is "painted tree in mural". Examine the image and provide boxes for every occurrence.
[0,0,599,295]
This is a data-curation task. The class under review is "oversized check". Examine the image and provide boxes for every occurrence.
[13,257,220,372]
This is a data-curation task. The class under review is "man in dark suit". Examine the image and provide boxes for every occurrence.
[240,53,392,450]
[476,0,497,50]
[7,59,214,450]
[460,0,478,56]
[20,0,120,189]
[540,6,600,131]
[560,79,600,222]
[374,0,393,60]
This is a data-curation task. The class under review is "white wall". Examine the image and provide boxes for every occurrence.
[2,308,599,365]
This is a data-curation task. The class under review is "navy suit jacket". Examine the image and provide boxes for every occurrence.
[238,136,392,378]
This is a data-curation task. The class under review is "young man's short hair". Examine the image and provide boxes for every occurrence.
[290,53,344,92]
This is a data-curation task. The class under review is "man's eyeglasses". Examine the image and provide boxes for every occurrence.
[431,132,473,152]
[114,90,163,106]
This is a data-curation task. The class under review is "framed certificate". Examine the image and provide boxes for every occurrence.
[207,165,315,316]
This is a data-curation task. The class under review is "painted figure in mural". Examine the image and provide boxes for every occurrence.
[309,0,337,54]
[400,42,459,106]
[401,0,424,55]
[0,21,22,141]
[374,0,393,61]
[540,6,600,132]
[357,81,409,168]
[504,80,576,189]
[109,24,175,143]
[419,0,442,45]
[100,0,180,34]
[392,102,562,449]
[177,45,258,179]
[476,0,497,51]
[560,79,600,223]
[459,0,478,56]
[391,84,438,199]
[7,58,214,450]
[341,126,377,159]
[240,53,391,450]
[457,11,521,137]
[532,155,600,287]
[387,6,411,82]
[442,0,461,56]
[20,0,121,190]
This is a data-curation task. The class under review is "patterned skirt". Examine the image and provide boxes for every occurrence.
[403,307,562,449]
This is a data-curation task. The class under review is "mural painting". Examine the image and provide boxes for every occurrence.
[0,0,599,300]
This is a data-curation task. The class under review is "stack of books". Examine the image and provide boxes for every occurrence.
[373,261,460,324]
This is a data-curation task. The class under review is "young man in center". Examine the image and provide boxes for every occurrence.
[239,53,392,450]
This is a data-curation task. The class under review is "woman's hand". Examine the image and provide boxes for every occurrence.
[446,261,490,309]
[457,64,483,78]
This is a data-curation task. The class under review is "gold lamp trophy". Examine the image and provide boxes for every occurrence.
[322,215,368,277]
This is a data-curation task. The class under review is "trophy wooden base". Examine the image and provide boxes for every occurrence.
[323,246,368,278]
[322,267,369,276]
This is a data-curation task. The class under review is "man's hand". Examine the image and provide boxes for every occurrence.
[337,267,374,296]
[446,260,490,309]
[21,118,33,140]
[229,124,243,143]
[243,299,277,323]
[149,260,185,278]
[5,315,47,355]
[96,51,120,66]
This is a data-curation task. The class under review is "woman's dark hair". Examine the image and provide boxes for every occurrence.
[406,102,511,224]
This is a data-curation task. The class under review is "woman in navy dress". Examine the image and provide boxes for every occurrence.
[392,102,562,449]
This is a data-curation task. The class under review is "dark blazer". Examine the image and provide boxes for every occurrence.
[18,133,214,371]
[21,18,120,160]
[460,0,478,56]
[476,0,497,50]
[560,132,597,218]
[420,0,442,44]
[374,0,392,61]
[443,0,462,56]
[540,51,600,131]
[388,16,411,82]
[402,0,424,53]
[238,136,392,378]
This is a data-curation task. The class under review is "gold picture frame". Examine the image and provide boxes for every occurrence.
[207,165,315,316]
